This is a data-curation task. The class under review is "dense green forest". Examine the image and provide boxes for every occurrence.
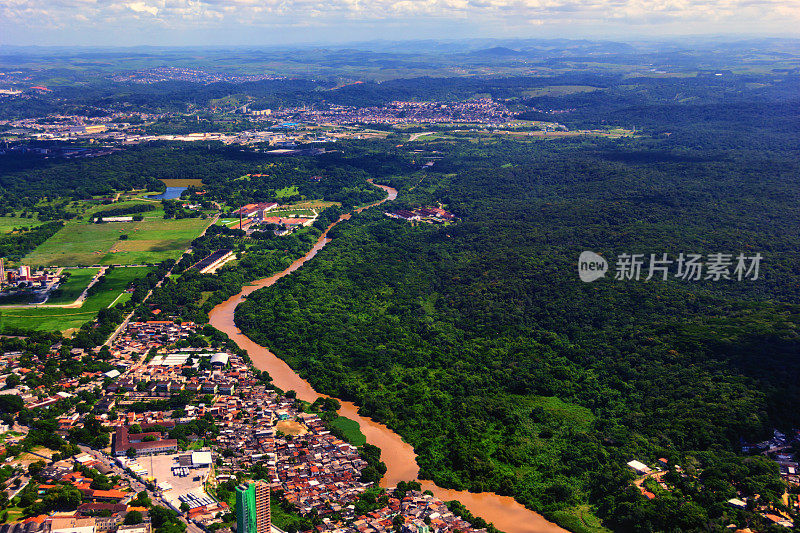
[236,107,800,531]
[0,142,396,214]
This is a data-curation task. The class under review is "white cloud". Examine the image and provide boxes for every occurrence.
[127,1,159,15]
[1,0,798,42]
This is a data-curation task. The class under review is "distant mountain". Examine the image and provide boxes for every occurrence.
[469,46,521,57]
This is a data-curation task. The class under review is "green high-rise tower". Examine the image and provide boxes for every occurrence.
[236,481,270,533]
[236,483,256,533]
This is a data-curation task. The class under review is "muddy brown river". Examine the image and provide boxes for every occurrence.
[208,182,566,533]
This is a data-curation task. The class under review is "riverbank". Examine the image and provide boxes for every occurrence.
[207,181,567,533]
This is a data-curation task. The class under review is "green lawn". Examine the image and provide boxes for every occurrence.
[0,266,150,333]
[47,268,99,304]
[23,216,210,266]
[330,416,367,446]
[0,216,44,234]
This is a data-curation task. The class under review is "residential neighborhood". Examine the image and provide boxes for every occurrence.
[0,318,491,533]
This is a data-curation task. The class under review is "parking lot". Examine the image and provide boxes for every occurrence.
[144,453,212,506]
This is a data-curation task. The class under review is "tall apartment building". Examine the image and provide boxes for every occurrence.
[236,480,270,533]
[255,480,271,533]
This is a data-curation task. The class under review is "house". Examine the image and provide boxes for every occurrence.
[727,498,747,509]
[626,460,651,475]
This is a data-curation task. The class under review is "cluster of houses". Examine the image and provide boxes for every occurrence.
[213,388,370,519]
[112,321,199,353]
[743,429,800,482]
[14,452,151,533]
[0,347,85,411]
[384,207,455,224]
[106,350,235,400]
[2,318,488,533]
[627,456,795,529]
[273,413,369,518]
[314,490,487,533]
[287,99,514,126]
[229,201,316,235]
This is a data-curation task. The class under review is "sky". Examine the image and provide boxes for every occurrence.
[1,0,799,46]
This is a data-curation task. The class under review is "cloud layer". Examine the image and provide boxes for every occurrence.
[2,0,798,45]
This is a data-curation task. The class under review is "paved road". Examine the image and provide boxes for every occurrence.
[408,131,434,141]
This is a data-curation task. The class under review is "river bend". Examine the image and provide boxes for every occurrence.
[208,182,566,533]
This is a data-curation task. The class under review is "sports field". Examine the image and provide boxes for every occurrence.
[23,216,211,266]
[0,266,149,332]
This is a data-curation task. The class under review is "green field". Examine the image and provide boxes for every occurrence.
[0,266,149,333]
[0,216,44,234]
[330,416,367,446]
[22,217,211,266]
[87,199,171,222]
[47,268,100,304]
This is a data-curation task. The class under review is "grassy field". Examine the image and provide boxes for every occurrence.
[47,268,99,304]
[0,216,44,234]
[90,199,162,217]
[0,266,150,332]
[23,217,210,266]
[330,416,367,446]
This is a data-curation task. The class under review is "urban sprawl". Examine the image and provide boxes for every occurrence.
[0,318,489,533]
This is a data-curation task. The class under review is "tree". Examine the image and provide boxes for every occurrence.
[124,511,143,525]
[179,502,190,512]
[130,490,151,508]
[90,474,112,491]
[127,448,137,459]
[4,375,20,390]
[28,461,46,479]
